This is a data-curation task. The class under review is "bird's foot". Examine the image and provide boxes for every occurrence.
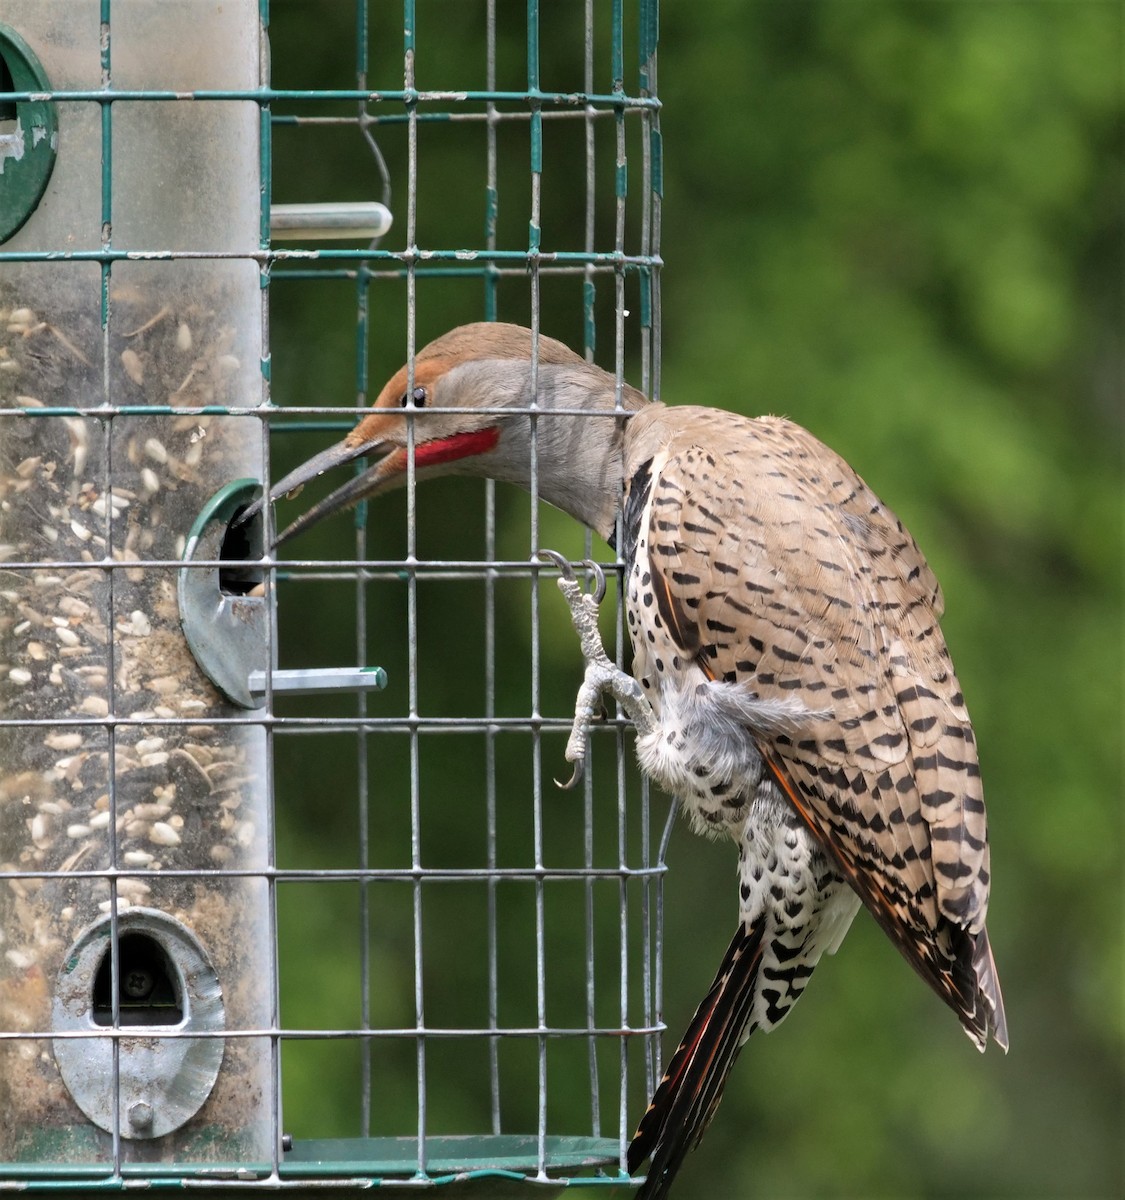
[538,550,657,789]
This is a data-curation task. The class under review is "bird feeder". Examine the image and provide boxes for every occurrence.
[1,1,665,1193]
[0,0,274,1172]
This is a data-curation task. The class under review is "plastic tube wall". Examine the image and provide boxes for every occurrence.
[0,0,273,1166]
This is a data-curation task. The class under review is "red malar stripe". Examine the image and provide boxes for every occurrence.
[413,425,500,468]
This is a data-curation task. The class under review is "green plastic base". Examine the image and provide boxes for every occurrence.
[0,1134,640,1194]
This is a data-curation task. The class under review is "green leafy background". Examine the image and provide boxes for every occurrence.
[266,3,1122,1197]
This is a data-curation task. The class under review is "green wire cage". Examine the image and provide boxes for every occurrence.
[0,1,663,1193]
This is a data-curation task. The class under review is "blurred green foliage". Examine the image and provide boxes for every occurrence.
[266,2,1122,1197]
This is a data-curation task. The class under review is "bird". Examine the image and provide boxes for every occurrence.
[245,321,1008,1199]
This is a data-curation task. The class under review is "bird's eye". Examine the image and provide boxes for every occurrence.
[400,387,427,408]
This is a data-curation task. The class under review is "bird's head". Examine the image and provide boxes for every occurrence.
[251,322,651,544]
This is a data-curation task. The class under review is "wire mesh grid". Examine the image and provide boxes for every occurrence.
[0,0,664,1190]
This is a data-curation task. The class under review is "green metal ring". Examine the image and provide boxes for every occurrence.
[0,23,58,244]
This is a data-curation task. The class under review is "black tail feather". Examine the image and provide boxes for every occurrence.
[628,921,766,1200]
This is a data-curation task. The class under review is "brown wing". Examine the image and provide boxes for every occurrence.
[634,408,1006,1049]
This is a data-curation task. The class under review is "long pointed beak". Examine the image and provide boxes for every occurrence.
[236,437,406,545]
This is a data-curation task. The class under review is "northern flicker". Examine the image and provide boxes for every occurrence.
[247,322,1008,1199]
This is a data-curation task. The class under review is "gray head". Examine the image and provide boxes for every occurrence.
[252,322,652,543]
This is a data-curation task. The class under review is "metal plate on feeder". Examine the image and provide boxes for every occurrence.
[179,478,388,707]
[52,907,226,1140]
[178,478,268,709]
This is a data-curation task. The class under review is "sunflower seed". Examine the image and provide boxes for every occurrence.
[148,822,181,847]
[120,348,144,385]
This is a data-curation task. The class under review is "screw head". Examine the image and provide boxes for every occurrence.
[128,1101,154,1131]
[123,968,153,999]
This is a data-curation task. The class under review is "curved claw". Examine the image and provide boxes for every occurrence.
[555,759,584,790]
[582,559,606,605]
[536,548,574,581]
